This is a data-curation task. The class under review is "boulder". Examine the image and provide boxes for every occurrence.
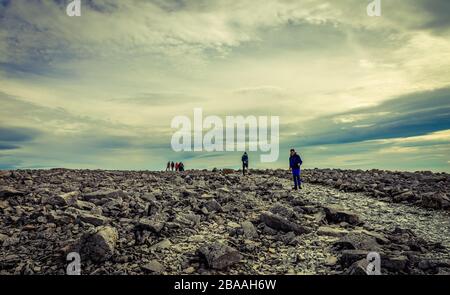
[323,205,361,225]
[79,226,118,262]
[269,203,295,219]
[421,192,450,210]
[260,211,310,234]
[333,232,381,251]
[199,242,241,270]
[393,191,415,202]
[43,191,79,207]
[384,255,408,272]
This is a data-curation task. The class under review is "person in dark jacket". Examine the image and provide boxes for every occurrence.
[166,161,170,171]
[179,162,185,172]
[171,161,175,171]
[289,149,303,190]
[241,152,249,175]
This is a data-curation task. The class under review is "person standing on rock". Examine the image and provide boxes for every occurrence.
[175,162,179,171]
[179,162,185,172]
[166,161,171,171]
[289,148,303,190]
[241,152,249,175]
[171,161,175,171]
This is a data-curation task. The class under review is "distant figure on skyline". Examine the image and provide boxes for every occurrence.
[179,162,185,172]
[171,161,175,171]
[289,148,303,190]
[175,162,180,171]
[166,161,170,171]
[241,152,249,175]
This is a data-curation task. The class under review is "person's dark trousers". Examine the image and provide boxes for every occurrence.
[292,168,301,189]
[242,163,248,175]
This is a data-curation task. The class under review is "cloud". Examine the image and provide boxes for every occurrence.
[0,126,40,142]
[0,1,449,171]
[287,87,450,147]
[0,143,20,150]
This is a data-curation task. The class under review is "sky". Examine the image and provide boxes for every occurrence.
[0,0,449,172]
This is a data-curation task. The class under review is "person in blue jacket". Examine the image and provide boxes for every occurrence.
[241,152,249,175]
[289,148,303,190]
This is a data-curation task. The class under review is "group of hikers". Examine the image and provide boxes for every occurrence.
[241,149,303,190]
[166,148,303,190]
[166,161,185,172]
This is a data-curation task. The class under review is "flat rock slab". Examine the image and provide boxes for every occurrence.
[142,260,164,274]
[0,187,25,198]
[260,211,310,234]
[83,190,126,205]
[317,226,349,237]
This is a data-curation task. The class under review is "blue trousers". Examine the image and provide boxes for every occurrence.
[292,169,301,188]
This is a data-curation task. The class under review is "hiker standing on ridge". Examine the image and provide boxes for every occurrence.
[171,161,175,171]
[175,162,180,172]
[179,162,185,172]
[166,161,170,171]
[241,152,249,175]
[289,148,303,190]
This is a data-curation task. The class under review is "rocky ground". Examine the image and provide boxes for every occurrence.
[0,168,449,275]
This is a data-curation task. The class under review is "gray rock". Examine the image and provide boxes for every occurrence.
[333,232,381,251]
[204,199,222,212]
[138,217,165,233]
[79,226,118,262]
[421,192,450,210]
[260,211,310,234]
[43,191,78,207]
[344,259,369,275]
[150,239,172,251]
[78,211,109,226]
[317,226,349,237]
[142,260,164,273]
[241,221,258,239]
[0,187,25,198]
[83,190,126,205]
[199,242,242,270]
[323,205,361,225]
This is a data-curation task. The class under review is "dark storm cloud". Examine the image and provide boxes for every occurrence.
[0,143,19,150]
[0,127,40,142]
[287,87,450,146]
[418,0,450,32]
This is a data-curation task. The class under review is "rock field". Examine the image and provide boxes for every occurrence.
[0,168,449,275]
